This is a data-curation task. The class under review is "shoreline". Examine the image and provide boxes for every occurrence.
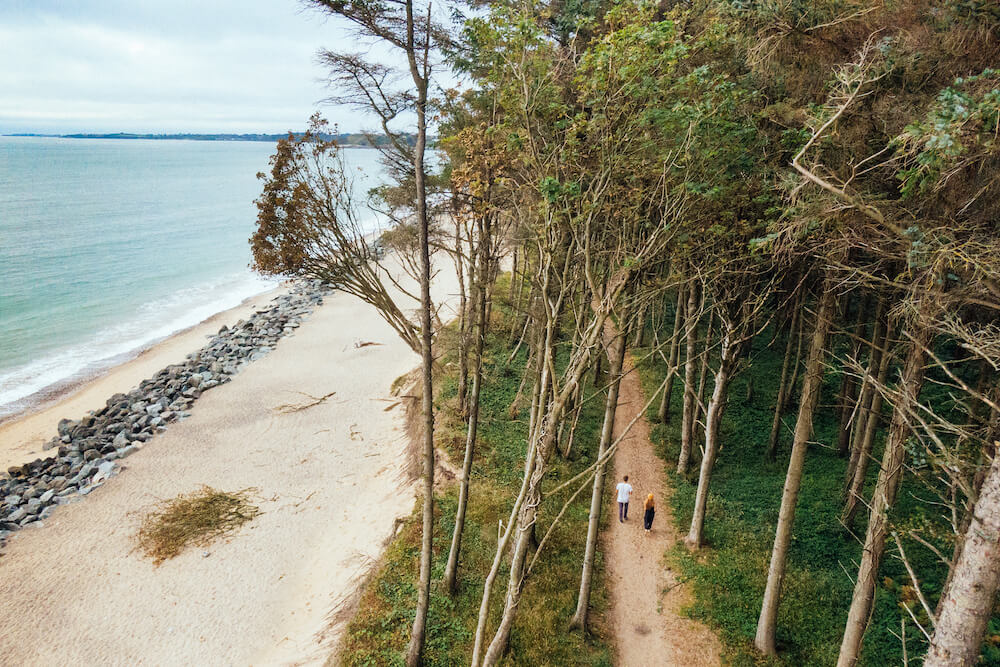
[0,255,461,665]
[0,279,284,427]
[0,283,288,471]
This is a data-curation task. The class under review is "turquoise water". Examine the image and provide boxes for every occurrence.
[0,136,384,419]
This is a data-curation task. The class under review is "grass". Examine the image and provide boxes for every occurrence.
[339,275,614,666]
[630,315,1000,666]
[135,486,260,565]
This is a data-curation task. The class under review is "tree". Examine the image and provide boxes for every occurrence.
[299,2,440,663]
[755,278,836,655]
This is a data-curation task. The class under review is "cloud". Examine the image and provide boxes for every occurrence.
[0,0,376,133]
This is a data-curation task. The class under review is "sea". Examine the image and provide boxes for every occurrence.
[0,136,386,421]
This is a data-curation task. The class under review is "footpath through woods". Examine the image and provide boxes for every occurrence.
[606,347,722,666]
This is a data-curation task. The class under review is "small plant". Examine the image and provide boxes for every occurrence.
[136,486,260,565]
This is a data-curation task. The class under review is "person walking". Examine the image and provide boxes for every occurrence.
[643,493,655,533]
[616,475,633,522]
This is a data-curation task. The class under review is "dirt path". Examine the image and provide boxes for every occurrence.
[606,350,722,667]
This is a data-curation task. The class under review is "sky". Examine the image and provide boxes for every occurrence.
[0,0,388,134]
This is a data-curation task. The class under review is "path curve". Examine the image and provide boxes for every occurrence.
[606,349,722,666]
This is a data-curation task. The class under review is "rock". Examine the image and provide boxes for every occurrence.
[112,431,129,448]
[39,489,55,504]
[146,403,163,416]
[92,461,117,485]
[57,418,76,436]
[7,507,26,523]
[83,449,101,462]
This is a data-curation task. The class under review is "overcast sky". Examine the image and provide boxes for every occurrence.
[0,0,386,134]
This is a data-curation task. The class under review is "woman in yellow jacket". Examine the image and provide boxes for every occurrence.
[643,493,655,533]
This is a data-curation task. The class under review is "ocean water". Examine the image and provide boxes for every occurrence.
[0,136,385,420]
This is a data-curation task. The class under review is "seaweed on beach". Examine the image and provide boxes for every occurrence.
[136,486,260,565]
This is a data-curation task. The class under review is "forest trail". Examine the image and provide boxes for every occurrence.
[606,348,722,666]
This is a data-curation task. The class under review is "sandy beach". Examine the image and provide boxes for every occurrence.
[0,259,459,665]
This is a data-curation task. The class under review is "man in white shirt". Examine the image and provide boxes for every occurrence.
[616,475,633,522]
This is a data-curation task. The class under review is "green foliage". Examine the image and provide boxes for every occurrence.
[897,69,1000,198]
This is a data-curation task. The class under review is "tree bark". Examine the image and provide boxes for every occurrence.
[694,310,715,446]
[842,314,895,527]
[767,304,800,462]
[754,282,836,656]
[443,217,490,594]
[657,287,686,423]
[685,321,741,548]
[836,324,930,667]
[678,279,700,475]
[925,448,1000,667]
[569,323,627,631]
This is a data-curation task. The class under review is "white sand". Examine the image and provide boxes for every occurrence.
[0,259,459,666]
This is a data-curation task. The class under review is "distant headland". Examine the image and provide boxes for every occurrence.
[4,132,405,146]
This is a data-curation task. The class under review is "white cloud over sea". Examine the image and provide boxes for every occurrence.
[0,0,387,134]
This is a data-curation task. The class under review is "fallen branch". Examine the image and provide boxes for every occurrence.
[273,391,337,414]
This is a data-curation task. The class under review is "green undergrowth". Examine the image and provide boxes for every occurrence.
[631,316,1000,666]
[339,276,613,666]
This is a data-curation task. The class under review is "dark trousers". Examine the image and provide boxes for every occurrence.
[644,507,655,530]
[618,501,629,521]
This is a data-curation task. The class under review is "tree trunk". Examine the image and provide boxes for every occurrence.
[633,302,647,348]
[405,8,434,662]
[767,304,800,462]
[685,322,740,548]
[837,325,931,667]
[844,296,887,486]
[569,323,627,631]
[754,283,836,656]
[657,287,685,423]
[678,279,700,475]
[926,450,1000,666]
[785,310,805,409]
[842,314,895,528]
[508,248,518,301]
[836,295,870,457]
[456,219,469,417]
[694,310,715,446]
[443,219,490,594]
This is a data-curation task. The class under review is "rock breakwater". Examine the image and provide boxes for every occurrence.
[0,280,334,549]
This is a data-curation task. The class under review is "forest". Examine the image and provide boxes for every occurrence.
[249,0,1000,665]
